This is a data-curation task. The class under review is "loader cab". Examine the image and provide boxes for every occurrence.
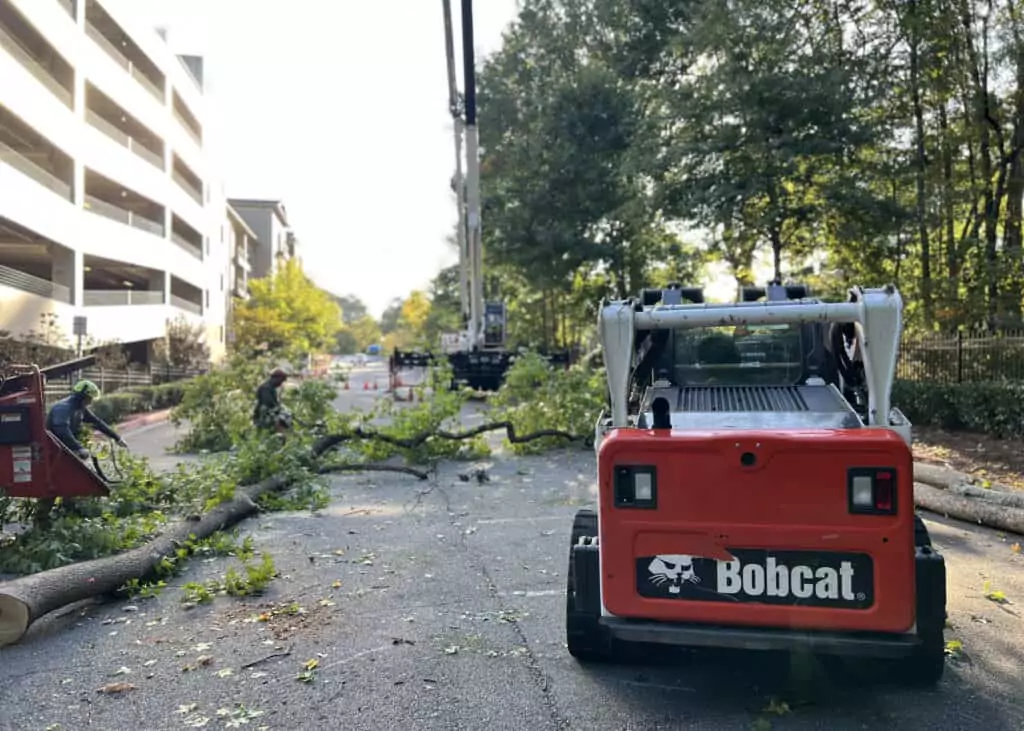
[633,282,840,396]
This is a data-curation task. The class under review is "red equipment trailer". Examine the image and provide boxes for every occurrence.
[0,356,110,500]
[567,283,947,687]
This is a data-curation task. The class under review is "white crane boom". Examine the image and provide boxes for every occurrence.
[440,0,487,352]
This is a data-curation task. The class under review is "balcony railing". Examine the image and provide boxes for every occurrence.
[130,139,164,169]
[130,212,164,237]
[173,109,202,146]
[171,231,203,260]
[56,0,75,18]
[85,22,164,103]
[0,140,73,201]
[85,22,128,70]
[130,65,163,102]
[83,289,165,306]
[84,194,165,237]
[172,170,203,205]
[0,264,72,303]
[83,193,128,224]
[85,110,165,170]
[0,23,73,107]
[171,295,202,315]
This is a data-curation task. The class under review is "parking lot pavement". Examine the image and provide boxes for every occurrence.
[2,369,1022,730]
[2,431,1023,730]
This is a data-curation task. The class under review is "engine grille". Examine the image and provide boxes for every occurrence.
[679,386,808,412]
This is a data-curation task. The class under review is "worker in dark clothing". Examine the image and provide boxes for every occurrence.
[46,379,127,460]
[253,367,292,432]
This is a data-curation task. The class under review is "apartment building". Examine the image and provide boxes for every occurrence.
[0,0,230,363]
[227,198,298,280]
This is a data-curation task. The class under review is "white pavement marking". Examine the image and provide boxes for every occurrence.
[319,644,393,672]
[476,515,567,525]
[497,589,563,598]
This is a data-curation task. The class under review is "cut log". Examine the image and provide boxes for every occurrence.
[0,459,431,647]
[914,462,1017,494]
[948,484,1024,509]
[0,475,287,647]
[914,482,1024,535]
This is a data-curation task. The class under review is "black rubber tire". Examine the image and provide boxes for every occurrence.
[914,514,932,548]
[903,516,945,687]
[901,630,946,688]
[566,509,613,662]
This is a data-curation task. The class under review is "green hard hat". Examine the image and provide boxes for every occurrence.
[72,380,101,399]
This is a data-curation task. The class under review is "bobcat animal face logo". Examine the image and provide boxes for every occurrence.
[648,554,701,594]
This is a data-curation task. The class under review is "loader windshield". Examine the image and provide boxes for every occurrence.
[672,323,804,386]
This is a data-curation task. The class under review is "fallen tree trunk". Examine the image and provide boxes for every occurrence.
[0,458,431,648]
[948,484,1024,509]
[914,462,1016,494]
[915,482,1024,535]
[0,475,287,647]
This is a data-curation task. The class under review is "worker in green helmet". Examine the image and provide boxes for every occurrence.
[46,379,127,461]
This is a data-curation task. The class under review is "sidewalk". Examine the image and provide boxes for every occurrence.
[119,416,199,474]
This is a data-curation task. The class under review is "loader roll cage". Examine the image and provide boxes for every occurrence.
[598,284,905,432]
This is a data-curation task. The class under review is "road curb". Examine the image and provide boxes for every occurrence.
[118,408,174,433]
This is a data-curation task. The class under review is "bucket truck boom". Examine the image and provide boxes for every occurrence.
[389,0,570,391]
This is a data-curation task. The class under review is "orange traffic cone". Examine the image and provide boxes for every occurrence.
[363,381,370,390]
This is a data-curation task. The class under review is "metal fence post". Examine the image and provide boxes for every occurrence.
[957,330,964,384]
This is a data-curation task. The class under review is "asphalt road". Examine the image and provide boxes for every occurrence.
[0,363,1022,730]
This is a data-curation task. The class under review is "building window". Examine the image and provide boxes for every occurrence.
[220,325,224,343]
[205,289,209,308]
[205,237,209,255]
[220,273,224,291]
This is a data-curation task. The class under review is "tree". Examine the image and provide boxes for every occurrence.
[155,315,210,369]
[379,298,404,335]
[334,314,382,354]
[398,291,431,334]
[333,294,369,325]
[231,259,342,359]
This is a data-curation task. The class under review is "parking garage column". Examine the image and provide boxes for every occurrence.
[50,246,82,307]
[150,271,169,305]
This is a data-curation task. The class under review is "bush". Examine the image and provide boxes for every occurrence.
[489,351,606,454]
[169,355,338,454]
[88,382,189,425]
[352,359,487,464]
[893,380,1024,438]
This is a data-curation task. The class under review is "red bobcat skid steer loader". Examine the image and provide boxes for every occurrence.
[567,284,947,687]
[0,356,111,500]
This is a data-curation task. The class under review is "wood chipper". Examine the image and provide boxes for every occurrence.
[568,283,948,687]
[0,355,112,500]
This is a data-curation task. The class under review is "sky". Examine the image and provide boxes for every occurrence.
[114,0,522,318]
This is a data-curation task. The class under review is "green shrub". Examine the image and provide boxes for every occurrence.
[893,380,1024,438]
[87,382,189,425]
[489,351,606,454]
[91,392,143,424]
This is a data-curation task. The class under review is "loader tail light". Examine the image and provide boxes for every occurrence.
[848,467,897,515]
[614,465,657,509]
